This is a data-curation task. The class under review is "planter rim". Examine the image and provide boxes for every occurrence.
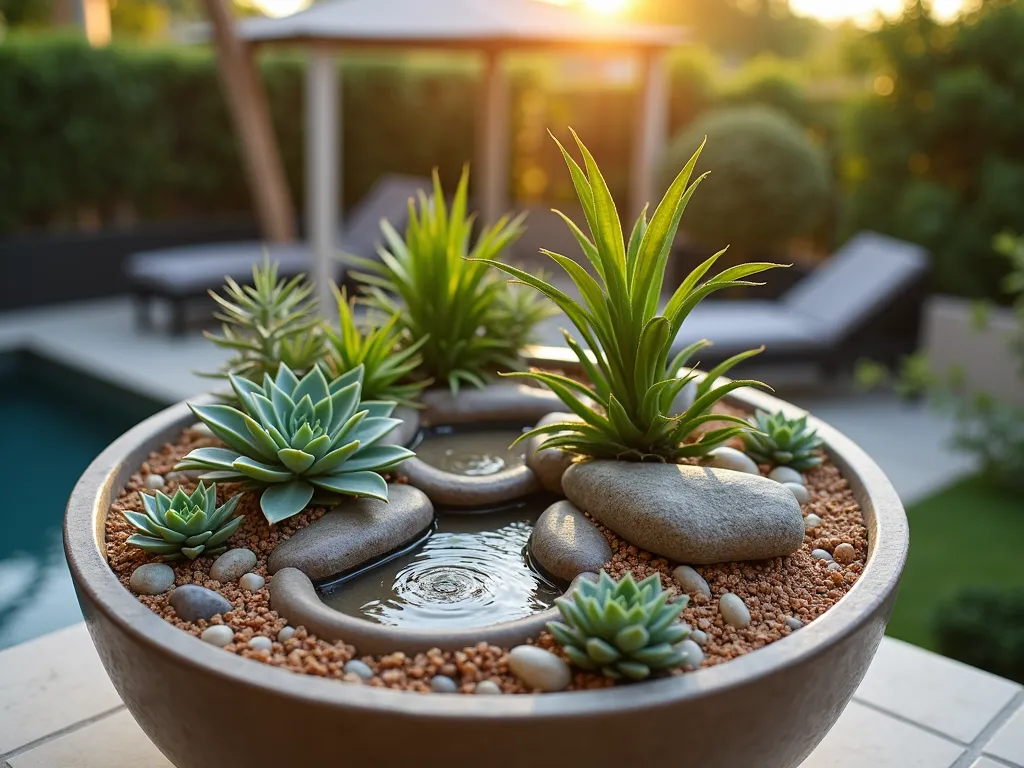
[64,365,908,720]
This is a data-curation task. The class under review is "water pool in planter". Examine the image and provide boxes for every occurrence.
[0,350,164,649]
[319,498,561,629]
[319,423,559,628]
[410,425,528,476]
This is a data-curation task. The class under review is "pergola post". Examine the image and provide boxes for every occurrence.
[306,47,340,316]
[630,48,670,221]
[203,0,295,243]
[477,48,510,226]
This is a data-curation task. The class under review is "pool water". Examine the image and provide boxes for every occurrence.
[0,351,164,649]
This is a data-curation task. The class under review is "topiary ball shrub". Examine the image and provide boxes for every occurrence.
[660,105,829,254]
[933,587,1024,684]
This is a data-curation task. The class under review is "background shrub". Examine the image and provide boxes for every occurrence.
[841,0,1024,303]
[933,586,1024,684]
[659,104,829,254]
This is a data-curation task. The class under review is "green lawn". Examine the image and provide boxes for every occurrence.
[886,475,1024,651]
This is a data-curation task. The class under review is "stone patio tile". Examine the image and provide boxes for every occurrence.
[971,759,1016,768]
[983,700,1024,767]
[0,624,122,755]
[7,710,170,768]
[854,637,1022,744]
[800,700,964,768]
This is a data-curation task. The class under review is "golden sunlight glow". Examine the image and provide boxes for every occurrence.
[790,0,968,24]
[244,0,311,19]
[580,0,630,16]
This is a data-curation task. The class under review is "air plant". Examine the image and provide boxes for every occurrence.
[474,131,780,461]
[346,167,536,392]
[204,259,322,383]
[321,285,430,407]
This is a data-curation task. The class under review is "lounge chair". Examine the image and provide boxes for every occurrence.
[672,232,930,375]
[126,175,431,334]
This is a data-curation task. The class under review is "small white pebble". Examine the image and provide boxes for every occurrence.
[811,548,833,561]
[804,513,822,530]
[344,659,374,681]
[768,466,804,485]
[690,629,708,646]
[277,626,296,643]
[200,625,234,647]
[827,562,842,572]
[190,422,214,437]
[248,636,273,652]
[475,680,502,695]
[785,617,803,631]
[679,639,704,670]
[719,592,751,629]
[706,446,760,475]
[144,474,165,490]
[430,675,459,693]
[785,482,810,505]
[239,573,266,592]
[672,565,711,599]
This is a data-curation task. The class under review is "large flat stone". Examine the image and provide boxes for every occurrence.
[561,460,803,564]
[267,484,434,581]
[529,500,611,582]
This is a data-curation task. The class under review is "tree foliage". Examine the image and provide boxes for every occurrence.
[842,0,1024,302]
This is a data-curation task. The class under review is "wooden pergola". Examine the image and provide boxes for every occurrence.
[204,0,686,310]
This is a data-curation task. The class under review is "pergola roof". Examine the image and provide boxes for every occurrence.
[237,0,687,49]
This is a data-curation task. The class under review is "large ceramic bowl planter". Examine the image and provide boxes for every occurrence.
[65,371,907,768]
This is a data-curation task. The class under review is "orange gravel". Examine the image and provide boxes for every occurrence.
[104,423,867,693]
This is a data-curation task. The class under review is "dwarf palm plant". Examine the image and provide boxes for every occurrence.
[321,286,429,407]
[176,363,413,523]
[204,259,323,383]
[346,167,531,392]
[476,132,779,461]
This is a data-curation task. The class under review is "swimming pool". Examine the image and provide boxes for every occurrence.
[0,350,165,649]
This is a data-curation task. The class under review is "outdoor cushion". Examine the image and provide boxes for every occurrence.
[671,232,930,360]
[125,174,430,296]
[675,301,822,359]
[781,232,929,343]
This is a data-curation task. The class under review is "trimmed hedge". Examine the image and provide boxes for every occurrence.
[0,36,832,238]
[0,36,477,234]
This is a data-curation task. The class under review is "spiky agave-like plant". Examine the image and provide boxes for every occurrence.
[742,410,824,470]
[176,363,413,524]
[548,571,691,681]
[321,285,430,407]
[475,131,780,461]
[346,167,531,392]
[125,482,244,561]
[204,259,323,383]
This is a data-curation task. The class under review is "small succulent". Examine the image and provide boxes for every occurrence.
[548,571,691,681]
[477,131,777,461]
[742,410,824,470]
[176,363,414,524]
[204,259,323,383]
[346,167,532,392]
[321,285,430,407]
[125,482,244,561]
